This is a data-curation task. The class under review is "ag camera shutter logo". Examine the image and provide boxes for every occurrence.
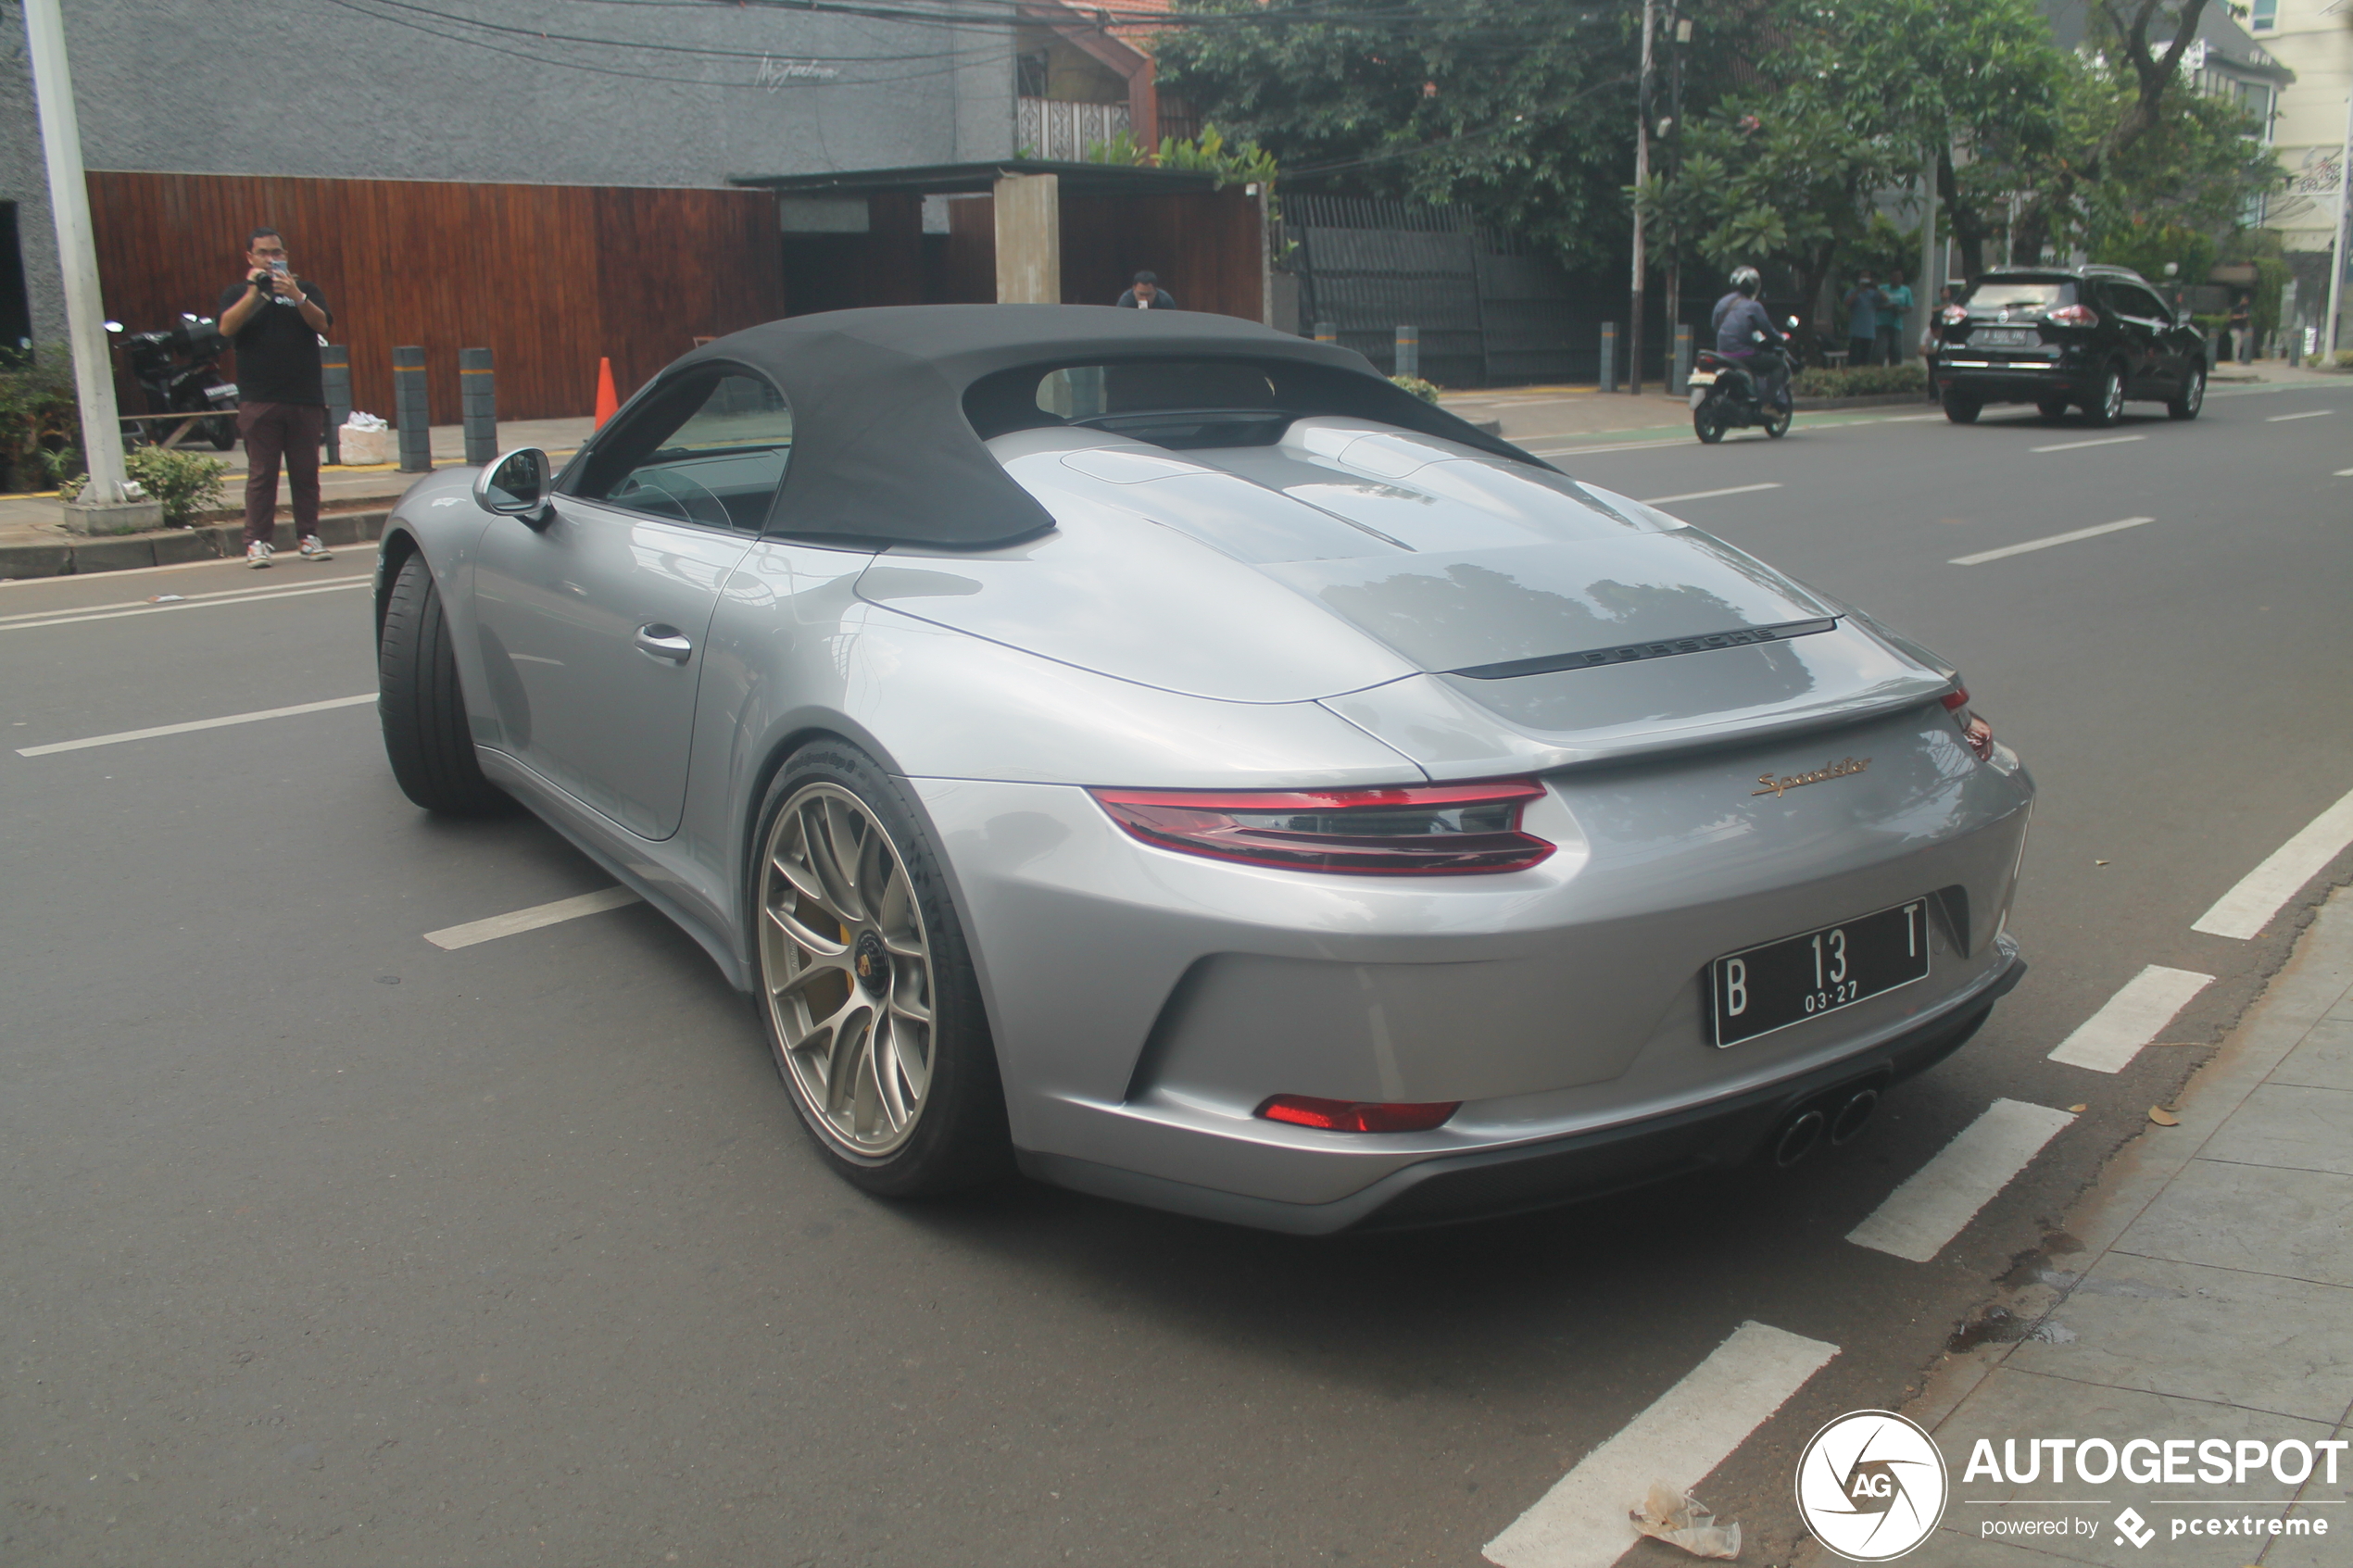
[1796,1411,1949,1561]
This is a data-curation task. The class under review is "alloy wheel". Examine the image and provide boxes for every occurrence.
[758,783,937,1158]
[2100,370,2123,423]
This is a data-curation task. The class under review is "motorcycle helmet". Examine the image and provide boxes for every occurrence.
[1730,266,1762,297]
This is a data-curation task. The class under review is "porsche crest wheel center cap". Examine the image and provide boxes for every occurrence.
[853,930,889,992]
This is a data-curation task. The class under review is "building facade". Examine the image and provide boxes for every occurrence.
[2246,0,2352,349]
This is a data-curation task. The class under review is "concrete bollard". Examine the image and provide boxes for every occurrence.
[1394,324,1419,381]
[321,345,351,465]
[1314,320,1337,345]
[459,347,497,466]
[1599,322,1618,395]
[394,346,431,474]
[1672,323,1692,395]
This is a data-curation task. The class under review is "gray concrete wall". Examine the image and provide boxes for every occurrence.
[1,0,1015,342]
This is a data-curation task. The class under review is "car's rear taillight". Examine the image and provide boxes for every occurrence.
[2047,304,2098,327]
[1257,1095,1460,1133]
[1088,780,1555,875]
[1942,685,1994,761]
[1940,304,1968,324]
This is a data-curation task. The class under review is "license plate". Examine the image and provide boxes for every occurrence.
[1688,370,1717,386]
[1711,899,1931,1047]
[1973,329,2035,348]
[208,383,237,399]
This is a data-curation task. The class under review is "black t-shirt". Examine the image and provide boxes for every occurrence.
[218,279,333,405]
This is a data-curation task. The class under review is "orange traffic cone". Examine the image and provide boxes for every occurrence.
[593,358,620,429]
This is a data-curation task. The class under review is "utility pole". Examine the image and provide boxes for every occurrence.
[22,0,151,531]
[1918,146,1939,367]
[1628,0,1657,395]
[1664,10,1690,388]
[2328,86,2351,362]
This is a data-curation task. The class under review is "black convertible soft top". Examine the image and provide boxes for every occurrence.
[644,305,1546,549]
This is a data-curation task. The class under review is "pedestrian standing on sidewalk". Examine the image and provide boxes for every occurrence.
[1843,272,1884,367]
[217,227,333,568]
[2227,295,2253,365]
[1876,277,1913,373]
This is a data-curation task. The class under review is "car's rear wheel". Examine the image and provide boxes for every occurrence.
[2168,367,2205,420]
[1944,394,1981,424]
[2084,364,2126,427]
[377,553,513,816]
[2036,396,2070,420]
[752,742,1010,1197]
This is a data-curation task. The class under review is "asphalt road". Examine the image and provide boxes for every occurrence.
[3,382,2347,1568]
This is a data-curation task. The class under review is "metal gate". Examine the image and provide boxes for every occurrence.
[1285,195,1587,385]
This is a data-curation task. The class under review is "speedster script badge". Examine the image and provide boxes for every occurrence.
[1755,757,1871,797]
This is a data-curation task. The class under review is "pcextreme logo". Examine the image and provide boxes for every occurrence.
[1795,1411,1950,1562]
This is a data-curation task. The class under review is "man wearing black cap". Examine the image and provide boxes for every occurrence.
[1115,271,1178,309]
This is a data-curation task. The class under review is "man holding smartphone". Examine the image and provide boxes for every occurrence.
[218,227,333,567]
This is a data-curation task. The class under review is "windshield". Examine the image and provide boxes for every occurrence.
[1962,278,2078,313]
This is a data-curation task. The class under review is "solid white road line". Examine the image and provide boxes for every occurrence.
[1483,1322,1839,1568]
[1846,1099,2075,1262]
[2047,965,2216,1073]
[1522,437,1690,458]
[1949,516,2153,566]
[1641,483,1784,506]
[2267,409,2333,422]
[2337,467,2353,477]
[423,887,644,951]
[0,577,370,631]
[2192,786,2353,939]
[0,571,373,627]
[2030,434,2145,453]
[16,693,375,757]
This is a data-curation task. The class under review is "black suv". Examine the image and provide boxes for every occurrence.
[1932,265,2206,426]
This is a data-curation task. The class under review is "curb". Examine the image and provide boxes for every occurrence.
[0,508,390,581]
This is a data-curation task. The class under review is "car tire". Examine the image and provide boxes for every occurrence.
[2036,396,2070,420]
[2084,363,2126,427]
[2168,367,2205,420]
[377,552,514,816]
[750,740,1012,1198]
[1944,395,1981,424]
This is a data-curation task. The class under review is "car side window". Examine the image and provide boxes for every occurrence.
[570,365,792,533]
[2114,284,2167,321]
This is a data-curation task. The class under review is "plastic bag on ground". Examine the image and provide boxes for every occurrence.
[1629,1482,1742,1559]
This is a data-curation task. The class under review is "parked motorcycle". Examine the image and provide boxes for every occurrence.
[1687,318,1800,444]
[106,315,238,450]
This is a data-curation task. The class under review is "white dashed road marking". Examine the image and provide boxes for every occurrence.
[1845,1099,2075,1262]
[2029,434,2145,453]
[1640,483,1783,506]
[16,693,376,756]
[2047,965,2216,1073]
[2267,409,2333,422]
[1483,1322,1840,1568]
[0,577,371,631]
[1949,516,2153,566]
[2192,786,2353,939]
[424,887,644,950]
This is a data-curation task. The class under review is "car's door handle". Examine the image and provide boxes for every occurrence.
[635,623,693,665]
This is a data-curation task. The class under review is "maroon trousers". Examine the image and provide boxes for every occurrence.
[237,401,325,548]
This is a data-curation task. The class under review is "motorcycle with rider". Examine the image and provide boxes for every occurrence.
[1689,266,1795,444]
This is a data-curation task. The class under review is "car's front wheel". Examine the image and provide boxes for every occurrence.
[2168,367,2205,420]
[2084,363,2126,427]
[378,553,513,816]
[751,741,1010,1197]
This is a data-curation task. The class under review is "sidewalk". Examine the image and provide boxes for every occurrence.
[1906,886,2353,1565]
[0,413,594,577]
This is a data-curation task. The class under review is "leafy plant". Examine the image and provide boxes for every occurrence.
[1790,362,1927,398]
[59,445,228,526]
[0,348,82,494]
[1388,373,1441,403]
[1085,125,1281,193]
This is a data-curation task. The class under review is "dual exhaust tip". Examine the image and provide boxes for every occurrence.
[1771,1085,1881,1168]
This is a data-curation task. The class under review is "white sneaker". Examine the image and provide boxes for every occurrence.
[298,534,333,560]
[246,541,274,569]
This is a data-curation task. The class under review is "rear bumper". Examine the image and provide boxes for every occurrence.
[1022,951,2025,1234]
[1936,362,2089,403]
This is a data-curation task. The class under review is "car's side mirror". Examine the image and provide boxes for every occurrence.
[473,446,555,527]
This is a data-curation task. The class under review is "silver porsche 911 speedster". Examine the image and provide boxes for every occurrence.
[374,306,2031,1233]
